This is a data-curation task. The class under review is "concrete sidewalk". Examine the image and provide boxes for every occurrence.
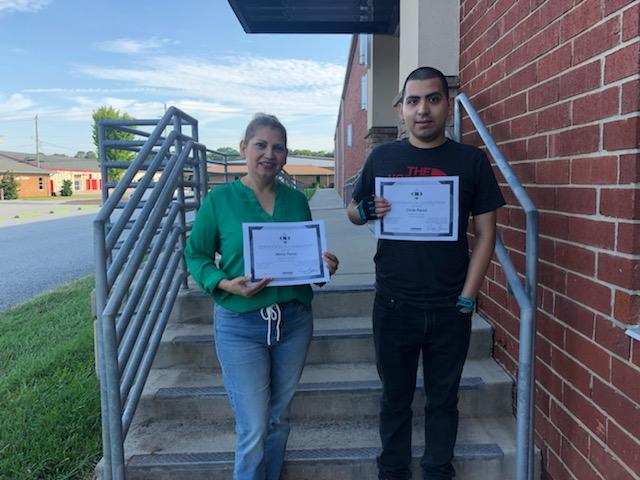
[309,188,376,288]
[0,197,101,228]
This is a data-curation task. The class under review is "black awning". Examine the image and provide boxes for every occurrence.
[228,0,399,34]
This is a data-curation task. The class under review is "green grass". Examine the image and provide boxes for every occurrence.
[304,186,317,200]
[0,276,102,480]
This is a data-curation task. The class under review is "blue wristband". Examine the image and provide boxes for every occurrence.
[456,295,476,313]
[356,196,377,222]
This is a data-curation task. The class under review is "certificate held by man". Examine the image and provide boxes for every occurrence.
[375,176,459,241]
[243,220,331,286]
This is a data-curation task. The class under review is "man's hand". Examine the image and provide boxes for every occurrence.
[373,196,391,218]
[347,196,392,225]
[218,276,272,297]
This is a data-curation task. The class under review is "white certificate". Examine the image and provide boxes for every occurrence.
[242,220,331,286]
[374,176,459,241]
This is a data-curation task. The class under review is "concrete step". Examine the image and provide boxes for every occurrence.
[153,314,493,369]
[168,285,378,324]
[139,359,513,423]
[107,416,539,480]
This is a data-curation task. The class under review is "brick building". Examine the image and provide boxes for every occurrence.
[459,2,640,479]
[334,34,370,198]
[0,151,102,196]
[228,2,638,479]
[0,155,51,198]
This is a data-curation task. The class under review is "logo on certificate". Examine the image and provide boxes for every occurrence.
[279,234,291,244]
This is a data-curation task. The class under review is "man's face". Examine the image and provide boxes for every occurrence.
[401,78,449,147]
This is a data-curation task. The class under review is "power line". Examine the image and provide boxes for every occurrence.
[40,140,78,152]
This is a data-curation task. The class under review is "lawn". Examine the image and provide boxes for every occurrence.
[0,276,102,480]
[304,186,317,200]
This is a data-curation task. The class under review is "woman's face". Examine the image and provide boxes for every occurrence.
[240,126,287,183]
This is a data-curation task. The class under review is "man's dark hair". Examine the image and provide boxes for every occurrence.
[401,66,449,101]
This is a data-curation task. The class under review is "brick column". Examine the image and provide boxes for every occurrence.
[365,126,398,154]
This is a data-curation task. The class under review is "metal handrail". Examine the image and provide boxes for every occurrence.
[343,171,361,207]
[94,107,209,480]
[454,92,539,480]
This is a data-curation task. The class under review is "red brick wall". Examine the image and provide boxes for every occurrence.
[335,35,369,198]
[10,173,51,198]
[459,1,640,478]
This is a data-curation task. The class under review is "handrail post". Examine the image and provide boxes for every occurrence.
[525,210,539,480]
[99,124,109,205]
[453,98,461,142]
[94,219,113,480]
[103,311,126,480]
[200,148,208,201]
[174,114,189,290]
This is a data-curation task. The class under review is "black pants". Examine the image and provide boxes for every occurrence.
[373,293,472,480]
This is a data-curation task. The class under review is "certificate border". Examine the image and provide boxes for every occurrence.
[379,177,457,241]
[244,221,329,285]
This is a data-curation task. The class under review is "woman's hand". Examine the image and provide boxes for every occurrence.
[218,276,272,297]
[323,252,339,276]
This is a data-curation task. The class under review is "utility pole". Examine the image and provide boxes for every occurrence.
[34,114,41,168]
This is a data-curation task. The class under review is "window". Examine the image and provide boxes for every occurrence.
[38,177,44,190]
[360,74,368,110]
[358,34,368,65]
[347,124,353,147]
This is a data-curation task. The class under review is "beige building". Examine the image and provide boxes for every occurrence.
[207,162,334,189]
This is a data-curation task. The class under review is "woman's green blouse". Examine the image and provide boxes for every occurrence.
[184,179,313,313]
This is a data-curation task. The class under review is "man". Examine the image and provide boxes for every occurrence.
[347,66,505,480]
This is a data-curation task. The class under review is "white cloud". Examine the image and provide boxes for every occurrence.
[95,38,177,55]
[78,55,346,118]
[0,0,50,13]
[0,93,35,111]
[22,87,162,94]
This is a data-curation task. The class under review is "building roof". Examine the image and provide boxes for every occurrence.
[0,150,101,173]
[0,155,50,175]
[207,163,334,176]
[227,0,399,34]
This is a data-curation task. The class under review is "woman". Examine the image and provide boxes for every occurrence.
[184,113,339,480]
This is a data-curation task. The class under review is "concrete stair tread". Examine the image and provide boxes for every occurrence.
[143,358,512,396]
[125,415,519,459]
[161,313,492,342]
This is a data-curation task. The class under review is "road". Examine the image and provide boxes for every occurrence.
[0,214,96,311]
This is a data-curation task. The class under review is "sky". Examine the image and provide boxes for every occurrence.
[0,0,351,155]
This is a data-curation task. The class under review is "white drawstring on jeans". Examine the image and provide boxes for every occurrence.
[260,303,282,346]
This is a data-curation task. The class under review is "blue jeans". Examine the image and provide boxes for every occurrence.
[214,301,313,480]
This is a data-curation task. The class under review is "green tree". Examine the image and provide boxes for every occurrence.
[92,106,135,181]
[60,179,73,197]
[215,147,240,157]
[0,171,19,200]
[289,149,334,158]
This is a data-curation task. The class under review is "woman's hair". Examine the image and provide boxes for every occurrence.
[243,113,287,147]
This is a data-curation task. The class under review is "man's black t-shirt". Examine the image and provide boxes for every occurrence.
[352,138,506,309]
